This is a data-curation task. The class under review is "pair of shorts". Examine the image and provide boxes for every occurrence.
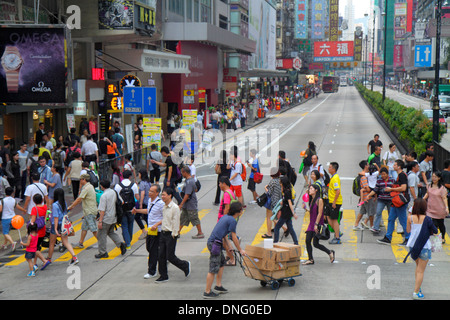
[2,218,12,235]
[360,198,376,217]
[180,208,200,227]
[207,242,225,274]
[25,251,36,260]
[230,185,242,197]
[326,204,341,220]
[410,247,432,261]
[82,214,98,232]
[50,224,62,235]
[247,178,256,192]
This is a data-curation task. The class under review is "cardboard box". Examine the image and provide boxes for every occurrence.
[273,242,302,259]
[285,260,301,277]
[245,245,290,262]
[243,266,287,281]
[243,256,286,271]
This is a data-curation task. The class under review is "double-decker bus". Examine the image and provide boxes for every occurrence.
[322,76,339,93]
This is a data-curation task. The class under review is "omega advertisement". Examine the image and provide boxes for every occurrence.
[0,26,67,104]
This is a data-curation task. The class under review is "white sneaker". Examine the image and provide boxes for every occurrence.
[353,225,363,231]
[249,200,257,205]
[144,273,157,279]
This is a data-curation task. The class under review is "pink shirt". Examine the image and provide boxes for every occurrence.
[426,185,447,219]
[26,234,38,253]
[217,189,235,222]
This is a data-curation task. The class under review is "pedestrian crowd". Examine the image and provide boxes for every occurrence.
[0,116,446,300]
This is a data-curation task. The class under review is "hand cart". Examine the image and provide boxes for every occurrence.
[233,250,302,290]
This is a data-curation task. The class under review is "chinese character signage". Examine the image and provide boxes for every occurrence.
[143,118,162,150]
[311,0,326,39]
[314,41,355,62]
[354,28,363,62]
[295,0,308,39]
[329,0,339,41]
[393,45,403,68]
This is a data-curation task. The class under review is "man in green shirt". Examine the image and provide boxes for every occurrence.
[368,146,382,171]
[68,174,98,248]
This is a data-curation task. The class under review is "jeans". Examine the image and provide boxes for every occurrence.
[158,231,189,279]
[273,217,298,245]
[386,204,409,241]
[121,211,134,247]
[374,199,391,231]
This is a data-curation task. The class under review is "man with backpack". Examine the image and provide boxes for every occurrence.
[52,142,65,177]
[114,170,140,249]
[27,148,40,184]
[179,166,204,239]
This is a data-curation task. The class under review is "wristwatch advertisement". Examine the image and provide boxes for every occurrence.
[0,26,67,104]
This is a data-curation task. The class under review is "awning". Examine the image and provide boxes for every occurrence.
[102,49,191,74]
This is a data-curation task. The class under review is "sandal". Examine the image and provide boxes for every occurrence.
[261,234,272,239]
[302,260,315,265]
[225,260,236,266]
[330,250,335,263]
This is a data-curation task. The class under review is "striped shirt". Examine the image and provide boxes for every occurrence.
[373,177,395,201]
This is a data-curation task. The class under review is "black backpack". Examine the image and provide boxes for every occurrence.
[53,150,63,169]
[30,158,40,176]
[352,175,362,196]
[119,182,136,212]
[86,170,99,188]
[113,190,124,226]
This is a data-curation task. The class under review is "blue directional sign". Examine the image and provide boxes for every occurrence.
[415,45,433,68]
[123,87,157,115]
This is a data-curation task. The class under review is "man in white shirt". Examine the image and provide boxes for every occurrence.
[308,155,325,185]
[156,187,191,283]
[81,135,98,163]
[133,184,164,279]
[24,172,48,215]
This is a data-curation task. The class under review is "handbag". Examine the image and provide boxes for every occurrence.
[61,214,74,237]
[390,184,408,208]
[263,193,272,210]
[315,224,330,241]
[253,172,263,184]
[430,234,443,253]
[27,206,46,230]
[270,199,283,221]
[256,193,268,207]
[210,240,223,256]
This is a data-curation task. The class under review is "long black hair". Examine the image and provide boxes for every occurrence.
[431,171,444,189]
[53,188,67,213]
[308,184,322,207]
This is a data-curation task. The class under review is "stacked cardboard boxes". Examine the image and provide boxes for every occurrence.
[243,243,301,281]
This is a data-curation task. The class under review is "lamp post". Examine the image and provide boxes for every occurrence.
[382,3,387,102]
[371,10,376,91]
[433,0,443,143]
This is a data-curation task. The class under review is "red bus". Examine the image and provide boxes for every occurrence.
[322,76,339,93]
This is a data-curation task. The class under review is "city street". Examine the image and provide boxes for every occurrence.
[1,86,449,301]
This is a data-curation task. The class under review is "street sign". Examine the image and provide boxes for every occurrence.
[415,45,433,68]
[183,90,195,104]
[123,87,157,115]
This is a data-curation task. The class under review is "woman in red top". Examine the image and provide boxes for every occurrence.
[30,193,51,271]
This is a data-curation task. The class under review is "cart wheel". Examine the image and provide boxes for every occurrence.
[271,281,280,290]
[288,278,296,287]
[260,281,267,287]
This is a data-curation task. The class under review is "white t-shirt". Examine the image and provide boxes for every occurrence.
[24,183,48,214]
[81,140,98,156]
[230,162,243,186]
[114,179,139,198]
[1,197,17,220]
[189,164,197,181]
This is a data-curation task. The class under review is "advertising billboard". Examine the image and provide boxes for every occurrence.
[311,0,326,40]
[0,26,67,104]
[329,0,339,41]
[295,0,309,39]
[99,0,134,30]
[249,0,277,70]
[394,3,407,40]
[314,41,355,62]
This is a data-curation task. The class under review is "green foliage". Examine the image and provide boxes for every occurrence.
[355,83,442,155]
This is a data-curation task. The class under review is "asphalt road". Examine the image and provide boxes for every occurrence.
[1,86,449,304]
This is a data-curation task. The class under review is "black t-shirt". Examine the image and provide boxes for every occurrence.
[368,140,383,154]
[281,189,293,220]
[165,156,178,181]
[442,170,450,192]
[396,171,410,202]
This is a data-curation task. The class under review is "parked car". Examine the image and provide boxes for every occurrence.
[439,95,450,117]
[423,109,448,133]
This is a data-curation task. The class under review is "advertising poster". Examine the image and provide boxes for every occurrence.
[143,118,162,150]
[248,0,277,70]
[314,41,355,62]
[394,3,407,40]
[99,0,134,30]
[0,26,67,104]
[182,110,198,130]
